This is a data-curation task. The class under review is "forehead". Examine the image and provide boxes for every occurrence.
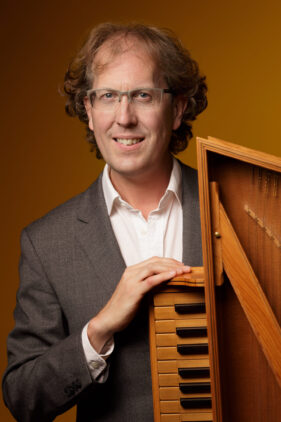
[91,36,162,83]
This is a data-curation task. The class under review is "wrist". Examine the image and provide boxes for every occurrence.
[87,315,114,354]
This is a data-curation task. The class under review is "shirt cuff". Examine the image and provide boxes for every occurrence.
[82,323,114,382]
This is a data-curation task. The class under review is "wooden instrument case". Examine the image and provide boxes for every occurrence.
[150,137,281,421]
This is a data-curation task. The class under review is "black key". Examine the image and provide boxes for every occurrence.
[177,343,208,355]
[176,327,207,338]
[178,367,210,378]
[174,303,205,314]
[179,382,211,394]
[180,397,212,409]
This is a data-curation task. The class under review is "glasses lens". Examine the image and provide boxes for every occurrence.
[90,89,119,107]
[131,89,161,105]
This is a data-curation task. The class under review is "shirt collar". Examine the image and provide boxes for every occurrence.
[102,157,182,216]
[165,157,182,205]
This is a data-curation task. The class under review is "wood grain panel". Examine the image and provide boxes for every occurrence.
[197,136,281,422]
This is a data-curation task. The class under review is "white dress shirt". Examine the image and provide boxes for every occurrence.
[82,157,183,381]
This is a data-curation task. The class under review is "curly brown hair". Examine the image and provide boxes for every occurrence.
[64,23,207,158]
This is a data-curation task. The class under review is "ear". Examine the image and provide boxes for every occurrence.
[172,97,187,131]
[83,96,94,131]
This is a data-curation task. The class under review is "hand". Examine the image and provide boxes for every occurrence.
[87,256,191,352]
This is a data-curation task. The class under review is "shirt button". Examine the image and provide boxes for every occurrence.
[90,361,100,369]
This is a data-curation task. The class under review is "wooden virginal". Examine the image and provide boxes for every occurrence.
[150,269,213,422]
[149,137,281,422]
[197,137,281,421]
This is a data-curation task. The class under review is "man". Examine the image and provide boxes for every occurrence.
[3,23,207,421]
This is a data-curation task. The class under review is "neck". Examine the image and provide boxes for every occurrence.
[109,155,173,219]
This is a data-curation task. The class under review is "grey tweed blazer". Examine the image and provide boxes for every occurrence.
[3,162,202,422]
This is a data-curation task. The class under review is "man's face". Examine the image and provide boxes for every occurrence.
[85,39,185,182]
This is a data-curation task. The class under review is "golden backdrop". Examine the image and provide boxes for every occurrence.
[1,0,281,420]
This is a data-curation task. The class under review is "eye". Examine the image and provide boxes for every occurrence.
[104,92,113,99]
[133,90,153,102]
[98,90,118,102]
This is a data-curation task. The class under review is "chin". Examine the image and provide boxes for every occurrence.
[111,162,149,177]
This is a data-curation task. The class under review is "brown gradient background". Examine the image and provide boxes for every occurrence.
[1,0,281,420]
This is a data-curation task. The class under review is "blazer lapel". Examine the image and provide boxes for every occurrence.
[75,175,126,295]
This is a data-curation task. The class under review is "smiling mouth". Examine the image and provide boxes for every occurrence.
[114,138,144,146]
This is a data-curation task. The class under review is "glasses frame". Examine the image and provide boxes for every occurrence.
[86,87,173,108]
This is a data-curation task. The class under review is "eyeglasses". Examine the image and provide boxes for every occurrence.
[86,88,173,110]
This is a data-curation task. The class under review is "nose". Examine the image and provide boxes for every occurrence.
[115,96,138,127]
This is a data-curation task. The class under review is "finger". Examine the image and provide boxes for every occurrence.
[131,257,185,271]
[136,262,191,281]
[174,265,191,275]
[140,270,177,293]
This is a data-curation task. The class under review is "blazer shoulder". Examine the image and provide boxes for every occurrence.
[24,175,103,241]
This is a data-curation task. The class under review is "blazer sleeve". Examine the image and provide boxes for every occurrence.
[2,228,94,422]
